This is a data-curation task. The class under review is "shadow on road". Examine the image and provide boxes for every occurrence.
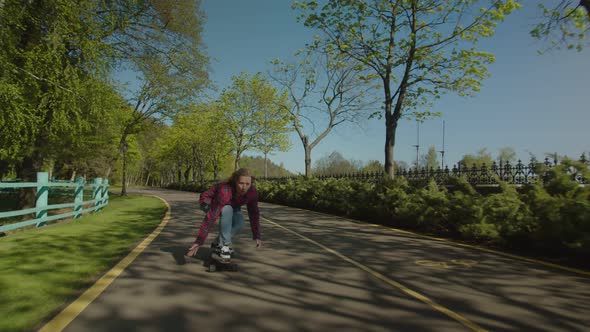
[59,188,590,332]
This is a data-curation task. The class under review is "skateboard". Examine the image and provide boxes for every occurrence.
[205,251,238,272]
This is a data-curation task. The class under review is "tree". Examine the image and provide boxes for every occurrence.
[173,103,233,184]
[0,0,209,202]
[421,146,439,170]
[256,90,292,179]
[460,148,494,168]
[238,155,294,178]
[50,80,129,181]
[497,147,517,163]
[360,160,384,173]
[271,51,375,177]
[530,0,590,52]
[219,72,290,171]
[295,0,521,178]
[105,0,209,195]
[0,1,120,208]
[313,151,362,175]
[135,121,167,187]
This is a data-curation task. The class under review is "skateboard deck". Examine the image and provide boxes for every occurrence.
[206,252,238,272]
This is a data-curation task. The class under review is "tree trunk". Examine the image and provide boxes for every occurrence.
[120,135,128,196]
[296,135,311,177]
[0,160,9,179]
[305,150,312,177]
[16,155,40,212]
[384,112,396,179]
[213,158,219,180]
[582,0,590,20]
[183,166,191,184]
[264,152,269,179]
[234,154,241,171]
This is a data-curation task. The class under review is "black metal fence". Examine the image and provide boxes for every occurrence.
[264,157,588,186]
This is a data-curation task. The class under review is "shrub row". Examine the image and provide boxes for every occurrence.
[256,161,590,262]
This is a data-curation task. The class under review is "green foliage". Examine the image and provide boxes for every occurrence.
[293,0,521,177]
[219,72,291,170]
[479,183,535,245]
[394,180,451,233]
[542,159,589,197]
[460,148,494,168]
[256,89,292,158]
[313,151,362,175]
[0,82,33,162]
[360,160,384,173]
[520,160,590,254]
[0,0,113,175]
[530,1,589,52]
[0,0,209,190]
[421,146,440,170]
[446,176,479,196]
[258,170,590,261]
[0,194,166,332]
[497,147,517,163]
[457,220,500,242]
[238,155,294,179]
[270,50,374,177]
[372,177,410,223]
[51,79,128,179]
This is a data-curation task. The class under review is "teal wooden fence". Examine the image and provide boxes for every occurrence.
[0,172,109,233]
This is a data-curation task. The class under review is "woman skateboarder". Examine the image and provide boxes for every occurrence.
[187,168,262,259]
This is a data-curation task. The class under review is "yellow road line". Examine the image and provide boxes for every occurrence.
[262,216,487,332]
[263,204,589,277]
[366,223,590,277]
[39,195,171,332]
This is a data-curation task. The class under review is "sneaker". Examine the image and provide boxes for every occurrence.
[219,246,231,260]
[212,241,234,255]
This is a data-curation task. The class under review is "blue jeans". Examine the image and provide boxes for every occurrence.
[218,205,245,247]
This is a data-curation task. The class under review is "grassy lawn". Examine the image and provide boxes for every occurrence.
[0,194,167,332]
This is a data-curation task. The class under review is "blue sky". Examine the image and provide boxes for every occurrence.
[200,0,589,174]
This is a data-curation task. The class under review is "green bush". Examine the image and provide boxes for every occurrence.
[479,182,535,246]
[252,170,590,261]
[446,177,484,237]
[348,180,378,219]
[521,178,590,255]
[373,177,410,226]
[414,180,451,233]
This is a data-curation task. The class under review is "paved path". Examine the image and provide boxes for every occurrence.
[47,188,590,332]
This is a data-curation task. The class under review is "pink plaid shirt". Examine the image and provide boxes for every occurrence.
[193,182,260,245]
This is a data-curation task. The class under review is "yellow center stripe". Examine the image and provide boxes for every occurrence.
[39,195,171,332]
[367,223,590,277]
[263,216,487,332]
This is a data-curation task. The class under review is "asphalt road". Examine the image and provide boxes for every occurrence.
[43,187,590,332]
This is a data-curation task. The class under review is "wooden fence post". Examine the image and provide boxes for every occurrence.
[36,172,48,228]
[74,176,84,219]
[93,177,103,210]
[102,179,109,206]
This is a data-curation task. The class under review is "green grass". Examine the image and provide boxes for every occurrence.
[0,194,167,332]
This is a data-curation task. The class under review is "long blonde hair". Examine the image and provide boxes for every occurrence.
[227,168,255,187]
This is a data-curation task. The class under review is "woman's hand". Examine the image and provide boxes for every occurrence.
[187,243,200,257]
